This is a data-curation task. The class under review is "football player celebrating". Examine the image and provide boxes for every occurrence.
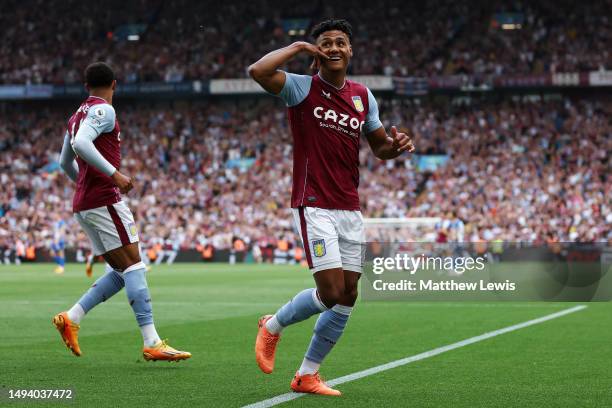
[249,19,414,396]
[54,62,191,362]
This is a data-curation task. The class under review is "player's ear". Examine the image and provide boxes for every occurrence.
[84,83,90,92]
[111,80,117,91]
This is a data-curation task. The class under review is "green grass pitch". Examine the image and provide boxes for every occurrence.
[0,263,610,407]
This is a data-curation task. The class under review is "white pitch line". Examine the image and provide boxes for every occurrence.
[243,305,587,408]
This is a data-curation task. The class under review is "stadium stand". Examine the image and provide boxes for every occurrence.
[0,1,610,260]
[1,0,609,84]
[1,97,609,258]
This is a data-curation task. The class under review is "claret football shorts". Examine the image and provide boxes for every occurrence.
[74,201,139,256]
[292,206,365,274]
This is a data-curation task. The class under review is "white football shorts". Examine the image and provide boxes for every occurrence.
[74,201,139,256]
[292,207,365,274]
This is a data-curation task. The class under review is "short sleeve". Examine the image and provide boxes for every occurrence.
[277,72,312,107]
[363,88,383,134]
[85,104,116,135]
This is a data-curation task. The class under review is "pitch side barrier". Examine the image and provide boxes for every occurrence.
[1,71,610,100]
[19,248,267,264]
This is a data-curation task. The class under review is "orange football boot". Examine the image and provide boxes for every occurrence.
[143,340,191,362]
[52,312,81,356]
[291,371,341,396]
[85,262,93,278]
[255,315,280,374]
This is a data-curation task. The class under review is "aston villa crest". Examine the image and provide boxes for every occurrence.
[312,239,326,257]
[128,222,137,236]
[352,96,364,112]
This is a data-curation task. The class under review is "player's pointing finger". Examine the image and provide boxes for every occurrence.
[391,126,398,139]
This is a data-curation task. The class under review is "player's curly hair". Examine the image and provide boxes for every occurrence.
[310,19,353,43]
[84,62,115,88]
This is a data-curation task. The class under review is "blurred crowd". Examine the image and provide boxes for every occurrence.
[1,0,610,84]
[405,98,611,242]
[0,95,609,258]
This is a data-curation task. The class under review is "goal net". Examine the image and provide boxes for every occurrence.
[364,217,441,243]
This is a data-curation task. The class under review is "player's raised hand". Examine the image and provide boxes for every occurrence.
[388,126,415,153]
[111,170,134,194]
[298,42,329,60]
[295,42,328,70]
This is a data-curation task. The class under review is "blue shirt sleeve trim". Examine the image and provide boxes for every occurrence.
[363,88,383,134]
[85,104,116,135]
[277,72,312,107]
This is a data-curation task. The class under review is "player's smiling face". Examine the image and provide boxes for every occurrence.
[316,30,352,72]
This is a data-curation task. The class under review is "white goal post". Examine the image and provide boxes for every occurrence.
[364,217,441,242]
